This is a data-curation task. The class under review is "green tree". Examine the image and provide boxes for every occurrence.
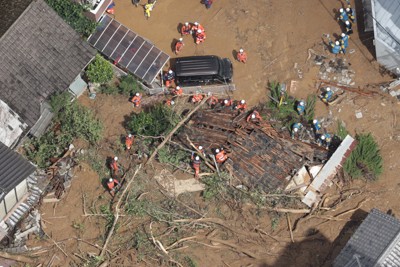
[118,75,143,96]
[86,55,114,84]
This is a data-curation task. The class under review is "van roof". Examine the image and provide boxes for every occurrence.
[175,56,220,76]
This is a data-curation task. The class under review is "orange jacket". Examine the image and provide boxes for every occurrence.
[236,103,247,110]
[216,151,228,163]
[125,136,134,149]
[192,94,204,103]
[110,160,118,172]
[165,99,174,106]
[131,95,142,106]
[237,52,248,62]
[247,111,262,122]
[175,41,184,54]
[172,87,183,96]
[107,179,120,190]
[208,96,218,106]
[181,25,191,35]
[191,24,205,32]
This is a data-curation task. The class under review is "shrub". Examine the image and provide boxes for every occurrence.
[118,75,143,96]
[305,94,316,122]
[99,83,119,95]
[344,133,383,180]
[86,54,114,84]
[336,120,349,140]
[45,0,97,37]
[267,81,298,127]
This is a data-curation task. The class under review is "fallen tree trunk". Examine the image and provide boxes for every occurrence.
[0,251,35,263]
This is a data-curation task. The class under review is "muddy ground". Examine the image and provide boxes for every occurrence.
[23,0,400,266]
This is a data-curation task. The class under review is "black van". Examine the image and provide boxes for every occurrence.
[174,55,233,86]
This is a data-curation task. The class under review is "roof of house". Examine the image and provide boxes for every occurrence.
[0,0,96,127]
[0,0,33,38]
[0,142,35,200]
[334,209,400,267]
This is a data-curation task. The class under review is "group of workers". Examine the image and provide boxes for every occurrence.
[291,120,332,149]
[191,146,228,179]
[179,21,206,45]
[328,1,355,55]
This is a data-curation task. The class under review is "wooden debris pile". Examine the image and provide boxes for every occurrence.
[180,108,328,191]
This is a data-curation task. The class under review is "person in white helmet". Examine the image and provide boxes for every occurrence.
[175,38,185,55]
[222,99,233,108]
[312,119,322,133]
[329,39,342,54]
[130,92,142,107]
[346,4,355,23]
[191,153,201,179]
[296,100,306,116]
[237,48,248,63]
[340,32,349,52]
[235,100,247,111]
[318,133,331,148]
[195,29,206,44]
[291,122,303,139]
[165,99,175,106]
[337,7,349,23]
[247,110,262,123]
[181,22,191,36]
[110,156,119,174]
[107,177,120,196]
[215,148,228,164]
[191,22,205,33]
[345,20,353,35]
[163,69,175,87]
[198,145,206,157]
[322,87,334,103]
[125,134,134,150]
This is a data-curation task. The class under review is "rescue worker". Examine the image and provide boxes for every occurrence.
[181,22,191,36]
[172,86,183,96]
[246,110,262,123]
[198,145,206,157]
[312,119,322,133]
[215,148,228,164]
[195,29,206,44]
[345,20,353,35]
[340,33,349,51]
[204,0,213,9]
[208,95,219,107]
[110,157,119,174]
[165,99,175,106]
[191,154,201,179]
[163,69,175,87]
[125,134,134,150]
[130,93,142,107]
[337,8,349,23]
[236,48,248,63]
[144,2,154,19]
[346,5,355,23]
[191,93,204,103]
[191,22,205,34]
[107,178,120,197]
[329,40,342,55]
[222,99,233,107]
[321,87,334,103]
[175,38,184,55]
[291,123,303,139]
[235,100,247,111]
[296,101,305,116]
[318,133,332,149]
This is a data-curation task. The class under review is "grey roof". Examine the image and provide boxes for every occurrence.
[0,142,35,200]
[334,209,400,267]
[0,0,96,127]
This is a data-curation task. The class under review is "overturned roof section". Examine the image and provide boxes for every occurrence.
[0,0,96,127]
[88,15,169,84]
[334,209,400,267]
[0,142,35,201]
[0,100,28,148]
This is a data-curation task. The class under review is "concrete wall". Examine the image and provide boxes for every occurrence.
[0,179,28,221]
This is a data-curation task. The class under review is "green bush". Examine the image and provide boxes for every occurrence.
[305,94,316,122]
[267,81,298,128]
[118,75,143,96]
[99,83,119,95]
[344,133,383,180]
[45,0,97,37]
[127,104,179,137]
[86,55,114,84]
[158,146,189,165]
[336,120,349,140]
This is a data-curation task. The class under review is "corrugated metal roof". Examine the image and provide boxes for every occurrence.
[334,209,400,267]
[372,0,400,52]
[0,142,35,200]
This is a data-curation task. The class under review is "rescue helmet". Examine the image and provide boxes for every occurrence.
[168,69,173,74]
[339,8,344,12]
[341,33,346,37]
[185,22,189,26]
[239,48,244,53]
[199,145,203,150]
[335,41,340,45]
[109,178,113,183]
[179,38,183,42]
[224,99,229,104]
[321,135,326,140]
[345,20,350,25]
[170,100,175,105]
[326,87,331,91]
[215,149,220,153]
[194,22,199,25]
[240,100,245,104]
[294,128,299,132]
[299,101,305,106]
[136,93,140,96]
[176,86,181,90]
[251,114,256,119]
[346,7,350,12]
[195,156,200,160]
[197,29,202,33]
[128,134,132,137]
[313,119,318,124]
[114,156,118,161]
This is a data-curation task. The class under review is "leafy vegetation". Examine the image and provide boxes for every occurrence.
[344,133,383,180]
[45,0,97,37]
[336,120,349,140]
[118,75,143,96]
[158,146,189,165]
[305,94,316,122]
[127,104,180,137]
[25,92,102,167]
[267,81,298,127]
[86,54,114,84]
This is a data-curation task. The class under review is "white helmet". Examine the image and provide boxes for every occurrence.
[345,20,350,25]
[339,8,344,12]
[299,101,305,106]
[215,149,220,153]
[313,119,317,124]
[321,135,326,140]
[195,156,200,160]
[239,48,244,53]
[197,29,202,33]
[109,178,113,183]
[194,22,199,26]
[326,87,331,91]
[199,146,203,150]
[176,86,181,90]
[335,41,340,45]
[346,7,350,12]
[170,100,175,105]
[114,156,118,161]
[179,38,183,42]
[136,93,140,96]
[168,70,173,74]
[128,134,132,137]
[251,114,256,119]
[240,100,245,104]
[294,128,299,132]
[341,33,346,37]
[185,22,189,26]
[224,99,228,104]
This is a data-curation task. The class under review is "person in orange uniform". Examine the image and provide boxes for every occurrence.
[208,95,219,108]
[237,48,248,63]
[175,38,184,55]
[163,69,175,88]
[215,148,228,164]
[191,22,205,34]
[130,93,142,107]
[165,99,175,106]
[246,110,262,123]
[191,153,201,179]
[235,100,247,111]
[181,22,191,36]
[107,178,120,196]
[110,157,119,174]
[221,99,233,108]
[172,86,183,96]
[195,29,206,44]
[125,134,134,150]
[191,93,204,103]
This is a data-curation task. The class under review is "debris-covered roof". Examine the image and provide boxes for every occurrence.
[180,108,327,191]
[0,0,96,127]
[334,209,400,267]
[0,142,35,200]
